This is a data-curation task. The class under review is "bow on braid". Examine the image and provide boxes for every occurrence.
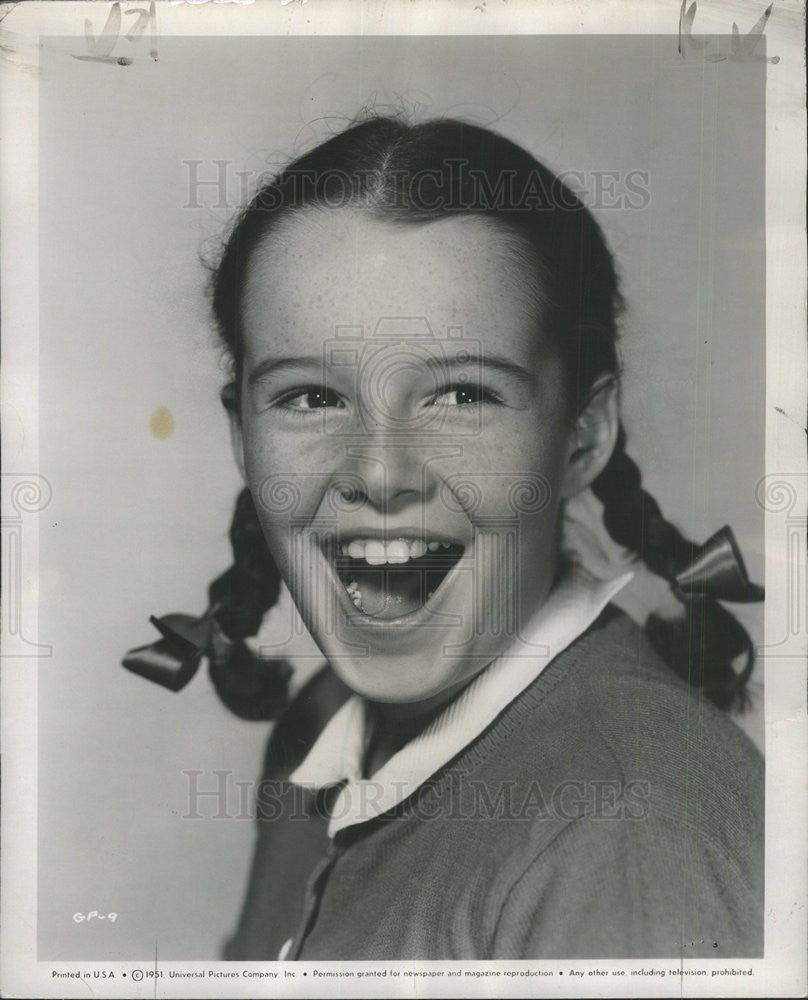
[592,425,757,710]
[122,487,291,720]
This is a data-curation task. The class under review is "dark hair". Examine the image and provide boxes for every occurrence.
[208,114,756,713]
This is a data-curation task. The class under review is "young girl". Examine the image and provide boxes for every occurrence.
[125,116,764,960]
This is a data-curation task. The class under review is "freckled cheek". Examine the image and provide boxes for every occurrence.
[242,427,333,529]
[459,428,567,509]
[459,449,565,575]
[251,498,324,580]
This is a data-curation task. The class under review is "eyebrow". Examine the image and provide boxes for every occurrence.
[247,352,535,387]
[425,353,534,385]
[247,356,325,387]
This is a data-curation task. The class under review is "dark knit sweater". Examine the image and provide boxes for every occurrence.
[225,607,764,960]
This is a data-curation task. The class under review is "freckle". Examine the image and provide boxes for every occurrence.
[149,406,175,439]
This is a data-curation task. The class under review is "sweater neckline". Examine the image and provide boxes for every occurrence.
[290,566,632,837]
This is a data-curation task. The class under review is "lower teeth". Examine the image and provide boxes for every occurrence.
[346,580,363,609]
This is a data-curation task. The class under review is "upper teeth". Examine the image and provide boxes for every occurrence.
[340,538,452,566]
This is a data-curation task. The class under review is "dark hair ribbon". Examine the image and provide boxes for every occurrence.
[122,603,292,721]
[122,607,228,692]
[672,525,764,603]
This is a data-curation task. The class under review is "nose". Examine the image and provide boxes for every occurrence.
[335,437,431,515]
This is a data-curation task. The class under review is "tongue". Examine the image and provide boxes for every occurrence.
[347,565,429,620]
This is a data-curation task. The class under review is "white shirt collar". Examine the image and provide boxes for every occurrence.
[290,565,633,837]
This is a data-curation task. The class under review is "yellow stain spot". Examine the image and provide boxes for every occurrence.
[149,406,175,439]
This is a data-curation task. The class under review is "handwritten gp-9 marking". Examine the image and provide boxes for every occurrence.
[72,910,118,923]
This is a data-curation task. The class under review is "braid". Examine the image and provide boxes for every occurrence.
[209,487,281,639]
[592,425,755,711]
[206,488,291,721]
[591,425,694,579]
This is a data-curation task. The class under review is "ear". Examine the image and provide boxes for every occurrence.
[222,382,247,484]
[561,374,619,499]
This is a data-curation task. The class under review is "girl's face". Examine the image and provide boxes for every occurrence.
[232,209,593,707]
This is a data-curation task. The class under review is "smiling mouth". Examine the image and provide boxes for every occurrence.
[332,537,465,620]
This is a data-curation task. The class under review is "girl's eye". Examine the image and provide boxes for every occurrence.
[281,387,344,411]
[432,384,496,407]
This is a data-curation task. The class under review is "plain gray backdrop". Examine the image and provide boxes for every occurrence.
[37,33,764,959]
